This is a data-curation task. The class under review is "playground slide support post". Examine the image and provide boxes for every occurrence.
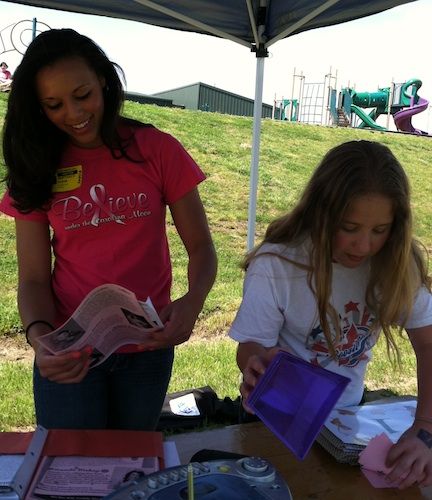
[386,79,395,130]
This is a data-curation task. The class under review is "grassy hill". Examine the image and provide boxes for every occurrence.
[3,93,430,336]
[0,92,431,429]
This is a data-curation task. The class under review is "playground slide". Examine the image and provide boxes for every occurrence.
[393,97,429,135]
[350,104,387,131]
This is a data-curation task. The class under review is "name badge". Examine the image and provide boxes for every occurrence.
[52,165,83,192]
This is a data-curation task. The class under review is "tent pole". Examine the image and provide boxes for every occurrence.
[247,55,265,251]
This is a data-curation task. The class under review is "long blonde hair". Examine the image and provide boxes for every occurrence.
[244,140,430,359]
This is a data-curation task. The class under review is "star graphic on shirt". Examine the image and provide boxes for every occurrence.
[345,301,359,313]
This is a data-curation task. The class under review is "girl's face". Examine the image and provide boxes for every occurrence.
[332,194,394,268]
[36,56,105,148]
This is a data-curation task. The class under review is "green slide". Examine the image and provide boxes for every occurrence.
[350,104,387,131]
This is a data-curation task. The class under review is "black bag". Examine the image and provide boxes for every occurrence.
[156,386,256,432]
[156,386,219,432]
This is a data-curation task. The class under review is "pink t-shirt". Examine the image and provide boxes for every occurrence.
[0,68,12,82]
[0,124,205,328]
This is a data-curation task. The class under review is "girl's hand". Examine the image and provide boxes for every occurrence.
[240,348,280,413]
[34,343,93,383]
[385,423,432,489]
[138,292,203,349]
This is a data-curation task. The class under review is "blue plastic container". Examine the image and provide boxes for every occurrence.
[247,351,350,460]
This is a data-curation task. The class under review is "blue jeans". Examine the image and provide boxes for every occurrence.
[33,348,174,430]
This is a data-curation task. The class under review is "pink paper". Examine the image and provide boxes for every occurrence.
[358,433,401,488]
[359,433,393,473]
[361,469,399,488]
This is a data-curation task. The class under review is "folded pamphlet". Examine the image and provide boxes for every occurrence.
[36,284,163,367]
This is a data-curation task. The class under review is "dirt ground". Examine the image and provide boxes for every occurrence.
[0,333,33,363]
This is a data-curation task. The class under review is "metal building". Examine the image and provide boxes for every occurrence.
[151,82,274,118]
[124,91,178,107]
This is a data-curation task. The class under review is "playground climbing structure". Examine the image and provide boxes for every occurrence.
[274,71,429,136]
[273,68,337,126]
[332,79,429,135]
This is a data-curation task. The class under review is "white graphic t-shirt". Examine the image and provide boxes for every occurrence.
[229,240,432,406]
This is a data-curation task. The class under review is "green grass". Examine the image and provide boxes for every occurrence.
[0,362,34,430]
[0,92,431,430]
[0,340,240,431]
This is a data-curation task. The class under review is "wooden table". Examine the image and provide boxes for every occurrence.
[170,421,427,500]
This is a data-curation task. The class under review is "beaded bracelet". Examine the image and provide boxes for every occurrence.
[25,320,54,346]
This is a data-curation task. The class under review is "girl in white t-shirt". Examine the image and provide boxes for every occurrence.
[229,140,432,489]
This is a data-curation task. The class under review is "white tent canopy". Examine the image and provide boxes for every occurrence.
[4,0,418,248]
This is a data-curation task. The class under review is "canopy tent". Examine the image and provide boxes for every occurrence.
[4,0,418,248]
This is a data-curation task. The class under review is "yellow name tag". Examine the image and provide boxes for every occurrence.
[52,165,83,192]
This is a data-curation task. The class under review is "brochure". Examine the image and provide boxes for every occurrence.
[0,426,166,500]
[36,284,163,367]
[27,456,159,499]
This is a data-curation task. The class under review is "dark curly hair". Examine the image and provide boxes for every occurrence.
[3,28,130,212]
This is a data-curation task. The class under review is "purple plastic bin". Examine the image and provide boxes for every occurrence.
[247,351,350,460]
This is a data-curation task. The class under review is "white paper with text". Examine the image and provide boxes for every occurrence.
[37,284,163,367]
[26,456,159,499]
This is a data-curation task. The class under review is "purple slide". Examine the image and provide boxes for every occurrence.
[393,97,429,135]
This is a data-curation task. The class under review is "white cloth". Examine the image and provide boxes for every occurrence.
[229,240,432,406]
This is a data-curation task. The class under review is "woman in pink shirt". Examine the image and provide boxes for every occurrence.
[0,29,217,430]
[0,61,12,91]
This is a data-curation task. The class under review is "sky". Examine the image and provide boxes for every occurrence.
[1,0,431,132]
